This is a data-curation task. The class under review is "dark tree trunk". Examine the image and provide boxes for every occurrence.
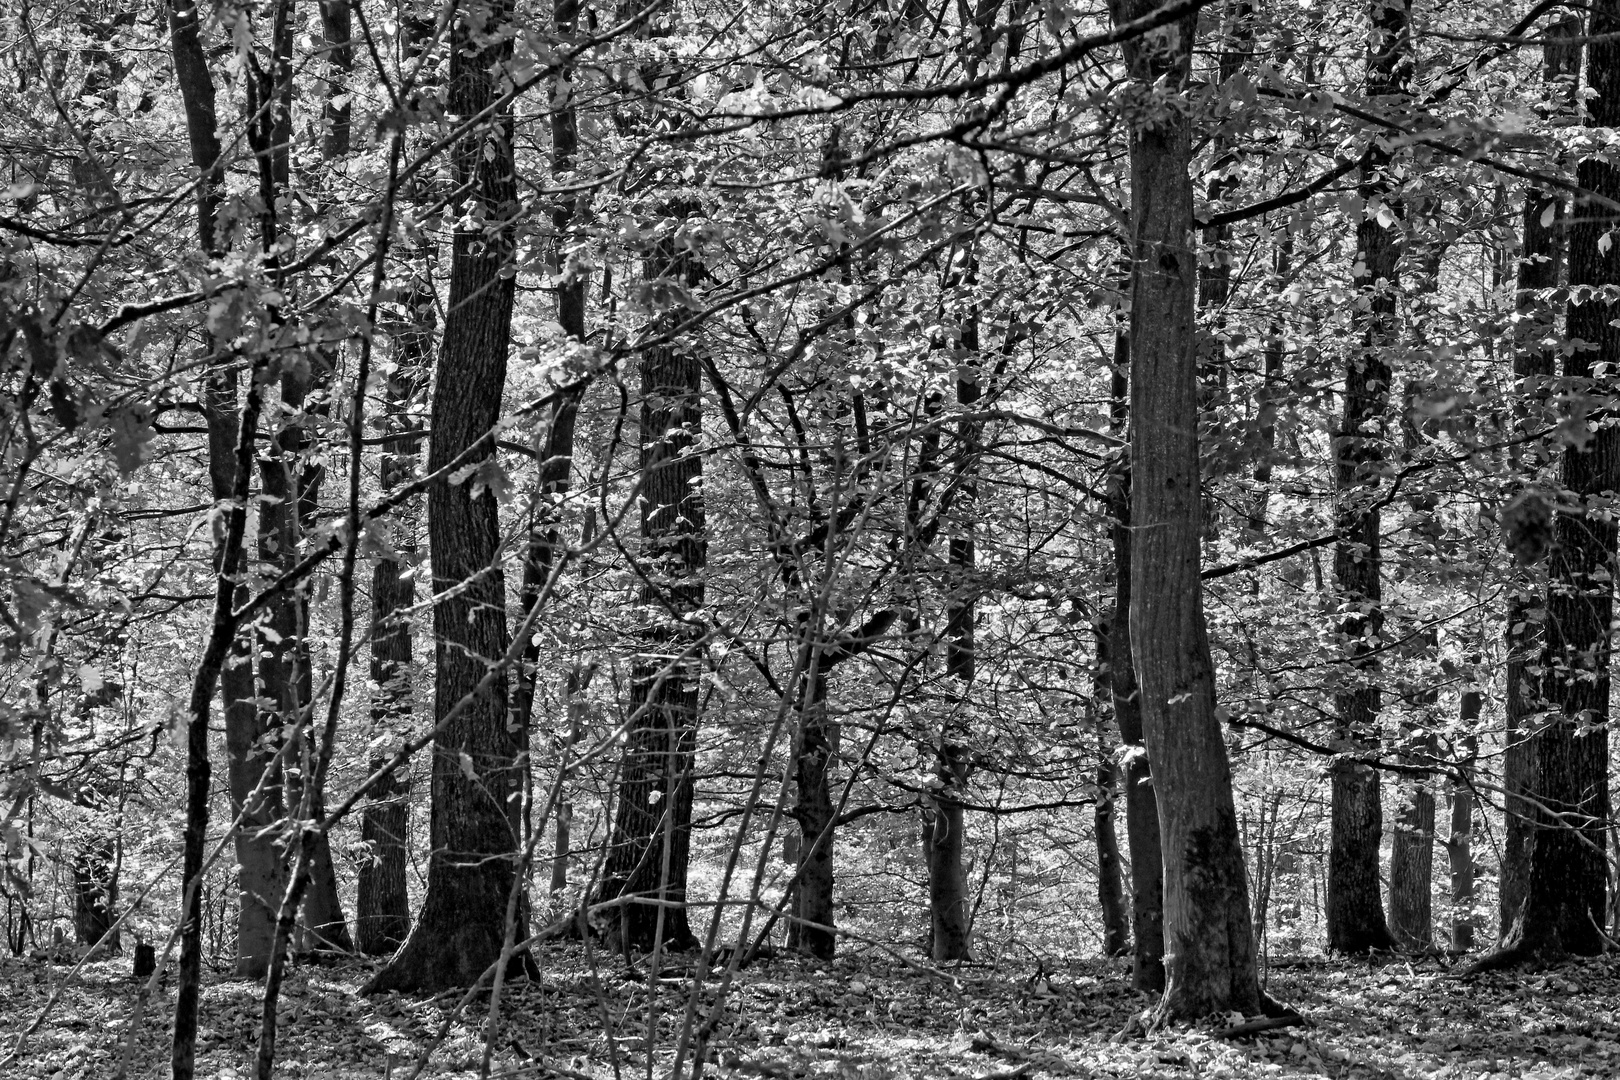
[356,309,426,956]
[1386,743,1434,951]
[355,8,438,960]
[1248,235,1290,533]
[1327,0,1409,957]
[1484,4,1620,969]
[1446,685,1480,953]
[72,837,117,951]
[597,232,706,951]
[1501,17,1579,941]
[1092,620,1130,958]
[1113,0,1264,1020]
[792,657,837,958]
[926,365,979,963]
[364,0,522,993]
[164,0,289,989]
[510,0,589,932]
[1107,347,1165,993]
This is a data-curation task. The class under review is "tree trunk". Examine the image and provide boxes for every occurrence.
[1500,16,1579,941]
[1327,0,1409,956]
[792,657,837,958]
[926,361,979,963]
[1486,3,1620,968]
[356,314,426,956]
[1092,620,1130,958]
[1386,742,1434,951]
[1446,683,1480,953]
[1113,0,1264,1020]
[363,0,522,993]
[164,0,289,983]
[72,837,117,951]
[597,233,706,951]
[1107,349,1164,993]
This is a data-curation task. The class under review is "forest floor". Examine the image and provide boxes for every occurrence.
[2,944,1617,1079]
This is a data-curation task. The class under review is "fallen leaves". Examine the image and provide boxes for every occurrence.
[4,950,1620,1078]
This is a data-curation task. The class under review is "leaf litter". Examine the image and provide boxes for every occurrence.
[3,948,1619,1079]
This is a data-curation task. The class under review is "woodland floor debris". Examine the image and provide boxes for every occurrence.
[3,949,1619,1079]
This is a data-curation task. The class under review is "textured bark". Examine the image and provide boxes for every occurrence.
[1516,2,1619,957]
[1107,345,1165,993]
[364,0,522,993]
[924,734,972,961]
[1327,0,1409,957]
[1446,688,1479,953]
[164,0,289,985]
[1500,17,1579,941]
[597,246,706,952]
[1248,235,1290,533]
[1486,3,1620,967]
[792,658,837,958]
[355,9,437,960]
[1387,747,1434,951]
[926,364,978,963]
[1092,621,1130,958]
[1113,0,1262,1020]
[356,313,427,956]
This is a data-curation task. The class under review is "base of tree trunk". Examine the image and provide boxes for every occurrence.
[361,882,536,994]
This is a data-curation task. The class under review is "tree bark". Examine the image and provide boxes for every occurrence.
[163,0,290,983]
[1107,342,1164,993]
[1500,15,1579,942]
[1113,0,1264,1020]
[925,359,979,963]
[364,0,523,993]
[356,301,427,956]
[1327,0,1409,956]
[1445,681,1479,953]
[1092,619,1130,958]
[1482,3,1620,969]
[597,226,706,952]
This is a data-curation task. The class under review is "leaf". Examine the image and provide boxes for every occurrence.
[1541,202,1558,228]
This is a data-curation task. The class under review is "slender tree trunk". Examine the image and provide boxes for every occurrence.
[355,7,438,960]
[792,656,837,958]
[1389,380,1442,952]
[1113,0,1264,1020]
[1248,235,1290,533]
[1327,0,1409,956]
[1501,17,1579,940]
[926,362,978,963]
[1446,681,1479,953]
[355,303,427,956]
[1107,341,1164,993]
[1092,619,1130,958]
[163,0,290,984]
[364,0,522,993]
[597,225,706,951]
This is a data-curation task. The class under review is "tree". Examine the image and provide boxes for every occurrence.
[1489,0,1618,966]
[1499,15,1580,939]
[596,221,708,953]
[1111,0,1266,1020]
[1326,0,1409,957]
[365,0,525,993]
